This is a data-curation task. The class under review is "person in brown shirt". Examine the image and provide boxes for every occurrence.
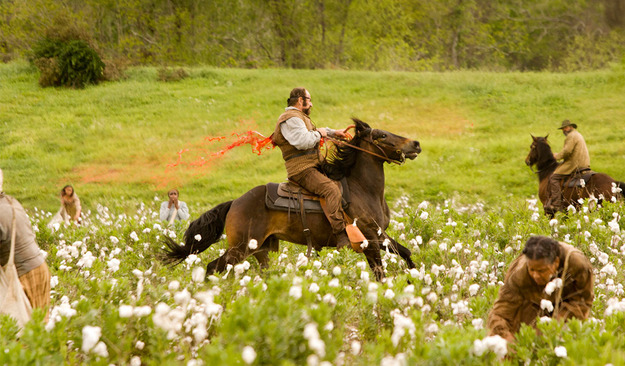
[271,87,351,248]
[545,120,590,213]
[487,235,594,342]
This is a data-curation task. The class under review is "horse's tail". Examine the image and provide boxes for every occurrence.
[160,200,233,266]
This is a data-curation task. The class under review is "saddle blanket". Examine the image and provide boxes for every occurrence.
[265,179,349,213]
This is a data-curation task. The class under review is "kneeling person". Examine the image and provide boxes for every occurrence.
[487,235,594,342]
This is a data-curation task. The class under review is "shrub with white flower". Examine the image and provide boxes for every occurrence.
[473,335,507,359]
[554,345,567,358]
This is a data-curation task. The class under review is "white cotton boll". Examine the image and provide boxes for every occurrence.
[328,278,340,287]
[309,283,320,293]
[425,323,438,334]
[242,346,257,364]
[174,289,191,305]
[133,306,152,317]
[169,280,181,291]
[549,218,558,227]
[601,263,618,277]
[360,271,370,282]
[384,289,395,299]
[356,261,367,270]
[77,251,96,268]
[50,275,59,289]
[239,275,251,286]
[321,322,334,333]
[109,236,119,244]
[539,316,552,323]
[473,339,487,356]
[194,234,202,241]
[469,284,480,296]
[323,294,337,305]
[313,261,322,269]
[404,285,415,294]
[130,231,139,241]
[92,341,108,357]
[554,345,567,358]
[248,239,258,250]
[426,292,438,303]
[540,299,554,313]
[481,335,508,359]
[130,356,142,366]
[135,340,145,350]
[598,252,609,265]
[332,266,341,276]
[81,326,102,352]
[119,305,134,318]
[192,267,206,282]
[472,318,483,330]
[132,269,144,278]
[107,258,120,272]
[350,340,361,355]
[296,253,309,268]
[420,211,429,220]
[289,285,302,299]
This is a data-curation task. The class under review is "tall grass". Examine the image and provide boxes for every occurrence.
[1,62,624,213]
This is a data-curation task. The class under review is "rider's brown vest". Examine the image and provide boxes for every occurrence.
[272,109,322,178]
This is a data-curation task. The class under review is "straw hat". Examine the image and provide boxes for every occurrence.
[558,120,577,129]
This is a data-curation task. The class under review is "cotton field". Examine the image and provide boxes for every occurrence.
[3,196,625,365]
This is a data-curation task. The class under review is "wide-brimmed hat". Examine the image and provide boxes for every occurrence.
[558,120,577,129]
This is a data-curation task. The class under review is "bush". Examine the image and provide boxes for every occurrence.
[32,37,105,88]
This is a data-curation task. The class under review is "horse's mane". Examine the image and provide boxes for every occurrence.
[321,133,364,180]
[534,137,559,179]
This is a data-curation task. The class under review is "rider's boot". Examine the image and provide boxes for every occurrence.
[335,230,351,250]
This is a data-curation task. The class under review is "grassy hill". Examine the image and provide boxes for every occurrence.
[2,62,625,213]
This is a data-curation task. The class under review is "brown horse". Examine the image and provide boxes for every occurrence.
[162,119,422,281]
[525,135,624,216]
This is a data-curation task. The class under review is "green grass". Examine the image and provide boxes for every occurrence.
[2,62,625,213]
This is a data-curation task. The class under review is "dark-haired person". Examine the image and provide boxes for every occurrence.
[0,168,51,320]
[271,87,351,248]
[544,120,590,214]
[160,188,190,225]
[49,185,82,227]
[487,235,594,342]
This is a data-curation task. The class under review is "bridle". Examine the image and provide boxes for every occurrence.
[325,133,406,165]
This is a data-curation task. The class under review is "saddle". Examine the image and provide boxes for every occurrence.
[565,169,596,188]
[265,178,350,213]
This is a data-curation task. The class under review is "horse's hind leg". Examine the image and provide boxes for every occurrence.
[253,236,280,270]
[205,241,248,275]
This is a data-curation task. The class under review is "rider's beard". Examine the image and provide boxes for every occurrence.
[303,106,312,116]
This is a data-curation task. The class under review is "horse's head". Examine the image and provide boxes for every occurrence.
[525,134,551,167]
[353,118,421,163]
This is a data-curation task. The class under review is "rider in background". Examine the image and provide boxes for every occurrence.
[271,87,351,249]
[544,120,590,214]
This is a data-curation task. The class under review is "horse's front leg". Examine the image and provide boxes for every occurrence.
[382,234,416,269]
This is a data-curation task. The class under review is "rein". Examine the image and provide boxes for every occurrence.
[325,136,405,165]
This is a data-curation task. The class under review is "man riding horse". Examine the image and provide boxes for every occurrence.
[271,87,352,249]
[544,120,590,214]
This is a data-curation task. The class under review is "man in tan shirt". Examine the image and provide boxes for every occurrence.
[487,235,594,342]
[545,120,590,213]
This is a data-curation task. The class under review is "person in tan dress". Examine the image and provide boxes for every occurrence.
[487,235,594,342]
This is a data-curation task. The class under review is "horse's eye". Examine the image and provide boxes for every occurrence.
[380,134,387,139]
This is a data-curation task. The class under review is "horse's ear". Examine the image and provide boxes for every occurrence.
[545,134,549,140]
[530,133,536,141]
[351,117,371,134]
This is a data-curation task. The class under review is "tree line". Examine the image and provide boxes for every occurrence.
[1,0,625,71]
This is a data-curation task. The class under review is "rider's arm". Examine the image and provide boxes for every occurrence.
[554,134,577,161]
[280,117,322,150]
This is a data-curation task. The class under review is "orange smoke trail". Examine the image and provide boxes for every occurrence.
[155,130,275,188]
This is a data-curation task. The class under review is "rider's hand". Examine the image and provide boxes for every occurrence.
[317,128,328,138]
[334,130,348,139]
